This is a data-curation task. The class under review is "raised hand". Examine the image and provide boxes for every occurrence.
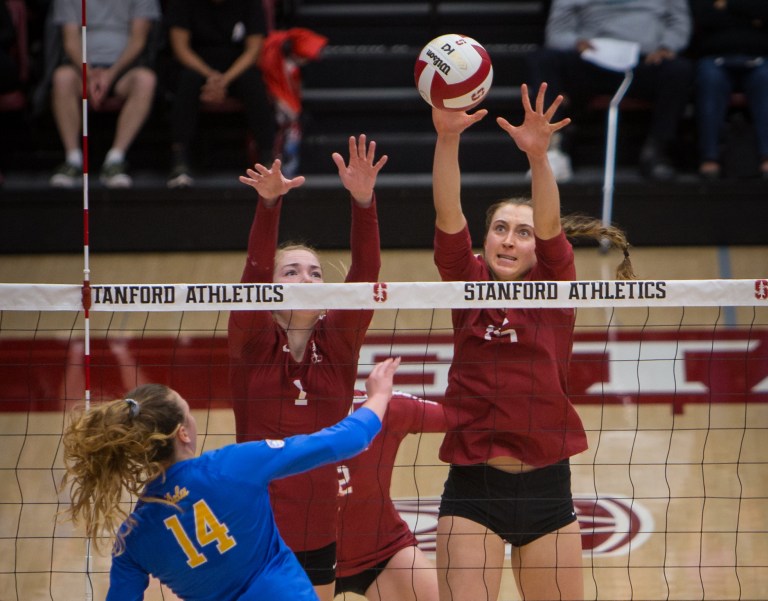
[432,106,487,136]
[496,82,570,160]
[332,135,388,206]
[239,158,306,204]
[362,357,401,420]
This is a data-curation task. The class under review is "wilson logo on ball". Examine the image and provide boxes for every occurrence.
[414,34,493,111]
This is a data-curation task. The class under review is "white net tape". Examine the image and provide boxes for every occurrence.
[3,278,768,311]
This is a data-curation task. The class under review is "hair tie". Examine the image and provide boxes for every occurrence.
[623,247,630,259]
[125,398,140,418]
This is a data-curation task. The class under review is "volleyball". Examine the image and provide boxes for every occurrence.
[414,34,493,111]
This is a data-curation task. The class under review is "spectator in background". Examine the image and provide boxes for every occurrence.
[165,0,276,188]
[0,0,19,94]
[526,0,694,181]
[690,0,768,179]
[0,0,19,186]
[49,0,160,188]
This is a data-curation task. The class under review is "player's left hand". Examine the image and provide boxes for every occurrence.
[332,134,388,206]
[239,158,306,204]
[497,82,570,159]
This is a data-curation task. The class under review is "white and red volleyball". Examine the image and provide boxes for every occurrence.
[414,34,493,111]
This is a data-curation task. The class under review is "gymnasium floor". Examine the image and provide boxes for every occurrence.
[1,246,766,600]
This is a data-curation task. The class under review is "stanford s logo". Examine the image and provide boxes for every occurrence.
[373,283,388,303]
[574,494,652,556]
[755,280,768,301]
[394,494,652,557]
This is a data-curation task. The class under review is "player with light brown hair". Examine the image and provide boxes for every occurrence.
[430,82,634,601]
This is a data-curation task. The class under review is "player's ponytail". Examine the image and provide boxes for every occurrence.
[560,214,637,280]
[61,384,185,554]
[484,200,636,280]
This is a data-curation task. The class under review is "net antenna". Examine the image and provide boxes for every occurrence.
[78,0,94,597]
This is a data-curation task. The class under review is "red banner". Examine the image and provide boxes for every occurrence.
[1,330,766,412]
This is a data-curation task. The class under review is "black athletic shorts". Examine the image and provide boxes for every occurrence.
[293,541,337,586]
[438,460,577,547]
[334,557,391,596]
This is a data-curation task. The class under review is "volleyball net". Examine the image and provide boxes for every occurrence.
[1,279,766,600]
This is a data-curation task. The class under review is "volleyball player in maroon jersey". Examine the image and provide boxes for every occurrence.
[335,391,447,600]
[430,83,635,601]
[229,135,387,601]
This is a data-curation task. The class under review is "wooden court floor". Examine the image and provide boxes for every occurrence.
[1,247,767,600]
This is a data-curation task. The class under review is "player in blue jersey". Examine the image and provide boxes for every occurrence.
[61,357,401,601]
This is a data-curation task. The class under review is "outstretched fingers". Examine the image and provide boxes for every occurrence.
[238,158,305,199]
[534,81,547,114]
[368,357,402,389]
[544,94,564,121]
[432,106,488,135]
[333,134,388,203]
[551,116,572,132]
[519,83,532,113]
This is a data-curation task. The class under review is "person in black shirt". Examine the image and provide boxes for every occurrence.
[165,0,276,188]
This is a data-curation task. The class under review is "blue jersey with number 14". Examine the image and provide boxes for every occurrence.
[106,408,382,601]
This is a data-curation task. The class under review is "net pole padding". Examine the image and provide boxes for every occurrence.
[1,279,767,312]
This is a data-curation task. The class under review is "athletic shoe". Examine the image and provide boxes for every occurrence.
[167,162,194,189]
[100,161,133,188]
[547,147,573,182]
[639,143,676,182]
[525,147,573,183]
[50,162,82,188]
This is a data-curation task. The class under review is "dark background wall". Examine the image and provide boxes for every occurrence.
[1,0,765,253]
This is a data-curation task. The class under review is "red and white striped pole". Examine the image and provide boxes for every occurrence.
[79,0,93,598]
[80,0,90,414]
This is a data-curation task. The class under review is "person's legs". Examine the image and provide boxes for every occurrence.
[96,66,157,187]
[525,48,575,122]
[633,56,694,179]
[511,520,584,601]
[51,64,82,157]
[50,64,83,186]
[436,515,505,601]
[647,57,694,145]
[229,66,276,164]
[696,57,732,172]
[167,67,205,187]
[743,60,768,173]
[312,582,334,601]
[292,541,337,601]
[525,48,592,180]
[171,67,206,158]
[111,66,157,155]
[365,546,438,601]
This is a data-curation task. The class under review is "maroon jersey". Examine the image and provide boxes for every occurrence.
[228,195,381,552]
[434,225,587,468]
[337,392,447,578]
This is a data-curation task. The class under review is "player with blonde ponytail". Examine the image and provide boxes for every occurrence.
[61,358,400,601]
